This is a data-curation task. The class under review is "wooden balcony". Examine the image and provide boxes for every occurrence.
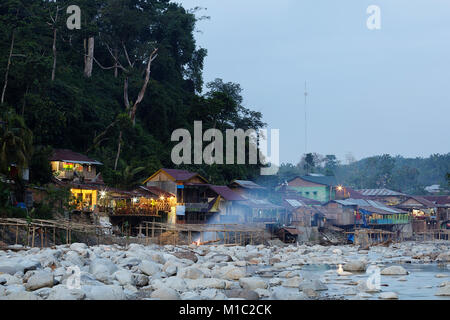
[109,203,171,217]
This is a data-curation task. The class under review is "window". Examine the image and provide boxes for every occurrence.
[313,191,318,197]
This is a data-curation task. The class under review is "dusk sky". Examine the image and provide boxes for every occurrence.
[178,0,450,164]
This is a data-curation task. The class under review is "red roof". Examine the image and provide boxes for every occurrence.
[208,185,246,201]
[422,196,450,206]
[50,149,102,165]
[399,196,436,208]
[162,168,205,182]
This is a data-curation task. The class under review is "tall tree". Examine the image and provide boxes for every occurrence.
[0,110,33,175]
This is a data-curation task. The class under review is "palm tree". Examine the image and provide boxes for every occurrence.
[0,111,33,176]
[118,165,145,190]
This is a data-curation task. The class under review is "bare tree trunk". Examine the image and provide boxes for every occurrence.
[114,47,119,78]
[84,37,95,78]
[129,48,158,125]
[21,85,29,116]
[51,27,57,81]
[1,30,15,105]
[114,130,123,171]
[50,6,60,82]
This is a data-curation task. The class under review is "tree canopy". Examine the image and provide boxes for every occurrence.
[0,0,265,188]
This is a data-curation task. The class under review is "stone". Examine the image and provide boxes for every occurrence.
[299,280,327,292]
[0,291,42,300]
[239,277,268,290]
[210,254,233,263]
[282,276,303,288]
[435,284,450,296]
[254,288,271,298]
[119,258,142,269]
[139,260,161,276]
[270,287,306,300]
[178,267,204,280]
[303,288,319,298]
[90,258,118,274]
[181,292,203,300]
[149,252,166,265]
[0,274,21,286]
[436,252,450,262]
[216,265,246,280]
[278,270,301,278]
[172,251,198,263]
[150,287,180,300]
[269,258,281,264]
[25,271,54,291]
[199,288,225,300]
[343,288,358,296]
[225,289,259,300]
[343,261,367,272]
[47,285,85,300]
[186,278,227,290]
[268,278,283,286]
[83,285,126,300]
[65,251,85,267]
[162,260,181,276]
[21,260,42,273]
[379,292,399,300]
[164,277,187,292]
[114,270,134,286]
[380,266,408,276]
[133,274,149,287]
[0,261,23,275]
[70,243,88,254]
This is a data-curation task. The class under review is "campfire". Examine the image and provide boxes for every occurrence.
[192,239,220,246]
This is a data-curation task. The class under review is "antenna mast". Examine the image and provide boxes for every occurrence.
[304,81,308,154]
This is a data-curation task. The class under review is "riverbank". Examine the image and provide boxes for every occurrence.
[0,241,449,300]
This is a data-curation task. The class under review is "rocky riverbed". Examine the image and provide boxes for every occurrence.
[0,241,449,300]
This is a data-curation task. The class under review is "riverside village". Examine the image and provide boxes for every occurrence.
[0,148,449,300]
[0,0,449,303]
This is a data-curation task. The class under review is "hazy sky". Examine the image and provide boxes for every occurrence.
[177,0,450,164]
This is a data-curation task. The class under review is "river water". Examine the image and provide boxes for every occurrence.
[300,263,450,300]
[249,247,450,300]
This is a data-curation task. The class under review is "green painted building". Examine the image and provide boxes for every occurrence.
[280,175,339,203]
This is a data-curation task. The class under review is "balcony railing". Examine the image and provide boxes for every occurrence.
[368,218,411,225]
[109,203,171,216]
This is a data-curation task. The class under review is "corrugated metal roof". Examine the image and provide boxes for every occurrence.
[334,199,359,206]
[357,188,405,196]
[240,199,285,210]
[285,199,304,208]
[332,198,406,214]
[231,180,266,190]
